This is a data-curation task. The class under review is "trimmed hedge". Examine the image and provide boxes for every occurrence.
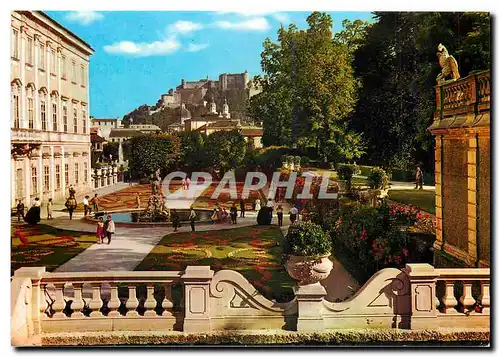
[41,329,490,346]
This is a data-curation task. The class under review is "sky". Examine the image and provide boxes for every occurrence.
[45,11,374,118]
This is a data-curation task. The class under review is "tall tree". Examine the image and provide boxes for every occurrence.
[205,130,246,176]
[350,12,491,171]
[173,131,207,169]
[249,12,363,163]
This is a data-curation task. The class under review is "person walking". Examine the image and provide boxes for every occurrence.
[181,178,187,191]
[289,205,298,224]
[91,194,99,213]
[255,198,261,212]
[105,215,115,244]
[136,193,141,209]
[96,217,105,244]
[267,198,274,222]
[240,198,246,218]
[189,206,196,232]
[171,209,181,232]
[25,198,41,225]
[276,205,284,227]
[230,203,238,224]
[47,198,53,220]
[83,195,90,216]
[16,199,25,222]
[415,167,423,190]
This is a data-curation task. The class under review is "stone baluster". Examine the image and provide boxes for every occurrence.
[52,283,67,318]
[40,284,49,317]
[71,283,85,318]
[459,281,475,312]
[479,281,490,314]
[89,283,103,317]
[181,266,214,333]
[144,284,157,316]
[162,283,174,317]
[126,285,139,317]
[107,283,122,317]
[441,280,458,313]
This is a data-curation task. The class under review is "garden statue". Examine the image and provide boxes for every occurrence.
[436,43,460,84]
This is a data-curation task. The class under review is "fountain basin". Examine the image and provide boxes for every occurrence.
[83,208,214,227]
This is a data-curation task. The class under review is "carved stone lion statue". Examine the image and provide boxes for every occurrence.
[436,43,460,84]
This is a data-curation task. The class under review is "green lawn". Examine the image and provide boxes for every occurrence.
[388,189,436,214]
[11,224,96,275]
[134,225,295,302]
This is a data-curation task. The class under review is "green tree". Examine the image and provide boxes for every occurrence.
[102,142,119,162]
[128,134,180,179]
[350,12,490,171]
[205,130,246,176]
[173,131,207,169]
[249,12,363,163]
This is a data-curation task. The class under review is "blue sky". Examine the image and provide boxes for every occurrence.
[45,11,374,118]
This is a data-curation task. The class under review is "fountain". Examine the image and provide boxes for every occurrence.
[132,169,170,222]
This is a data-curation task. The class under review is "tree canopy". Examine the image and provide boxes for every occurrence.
[173,131,207,169]
[205,130,247,176]
[249,12,364,163]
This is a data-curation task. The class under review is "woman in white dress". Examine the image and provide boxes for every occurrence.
[255,199,261,211]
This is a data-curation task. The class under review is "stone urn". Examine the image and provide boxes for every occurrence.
[285,254,333,286]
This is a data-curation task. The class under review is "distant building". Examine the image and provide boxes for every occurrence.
[90,127,106,152]
[129,124,162,133]
[91,117,122,139]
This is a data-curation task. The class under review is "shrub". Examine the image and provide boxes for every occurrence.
[358,165,374,177]
[367,167,389,189]
[337,164,355,190]
[293,156,301,165]
[283,222,332,257]
[301,156,311,167]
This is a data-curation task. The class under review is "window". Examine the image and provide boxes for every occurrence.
[40,99,47,131]
[84,162,88,183]
[50,49,56,74]
[74,163,79,184]
[39,44,45,70]
[27,95,34,129]
[64,164,69,186]
[12,28,19,58]
[62,102,68,132]
[12,84,20,129]
[71,60,76,83]
[61,55,67,79]
[52,102,58,131]
[82,106,87,133]
[43,165,50,192]
[26,37,33,64]
[81,65,86,86]
[31,166,38,196]
[16,169,23,199]
[55,164,60,190]
[73,107,78,133]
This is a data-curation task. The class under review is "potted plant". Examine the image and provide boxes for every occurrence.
[283,222,333,285]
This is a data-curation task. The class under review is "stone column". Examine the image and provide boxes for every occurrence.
[24,157,31,203]
[434,135,444,251]
[181,266,213,333]
[60,147,66,190]
[467,135,479,265]
[403,263,439,330]
[13,267,46,335]
[294,283,327,332]
[49,146,55,200]
[19,26,27,129]
[96,169,101,189]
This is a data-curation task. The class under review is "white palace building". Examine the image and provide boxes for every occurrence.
[11,11,94,206]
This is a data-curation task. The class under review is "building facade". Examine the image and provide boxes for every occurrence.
[90,117,122,140]
[11,11,94,206]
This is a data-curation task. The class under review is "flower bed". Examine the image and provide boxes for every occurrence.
[11,224,95,275]
[192,182,266,210]
[134,225,295,302]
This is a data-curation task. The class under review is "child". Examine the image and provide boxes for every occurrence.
[96,217,105,244]
[47,198,53,220]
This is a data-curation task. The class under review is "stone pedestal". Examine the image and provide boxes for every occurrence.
[294,282,327,332]
[181,266,214,333]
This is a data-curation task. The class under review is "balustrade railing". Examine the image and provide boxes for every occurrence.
[11,264,490,346]
[435,70,490,120]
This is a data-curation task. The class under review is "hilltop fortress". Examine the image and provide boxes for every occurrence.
[159,71,261,109]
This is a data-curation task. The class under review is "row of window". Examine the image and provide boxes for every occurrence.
[12,28,87,86]
[25,162,89,196]
[12,84,87,134]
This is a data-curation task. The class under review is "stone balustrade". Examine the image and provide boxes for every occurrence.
[11,264,490,346]
[91,165,119,189]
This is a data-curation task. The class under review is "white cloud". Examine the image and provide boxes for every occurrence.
[186,43,209,52]
[65,11,104,25]
[168,20,204,34]
[215,11,290,23]
[272,13,291,23]
[103,37,181,57]
[214,17,271,31]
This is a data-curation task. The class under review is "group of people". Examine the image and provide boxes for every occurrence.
[95,215,115,244]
